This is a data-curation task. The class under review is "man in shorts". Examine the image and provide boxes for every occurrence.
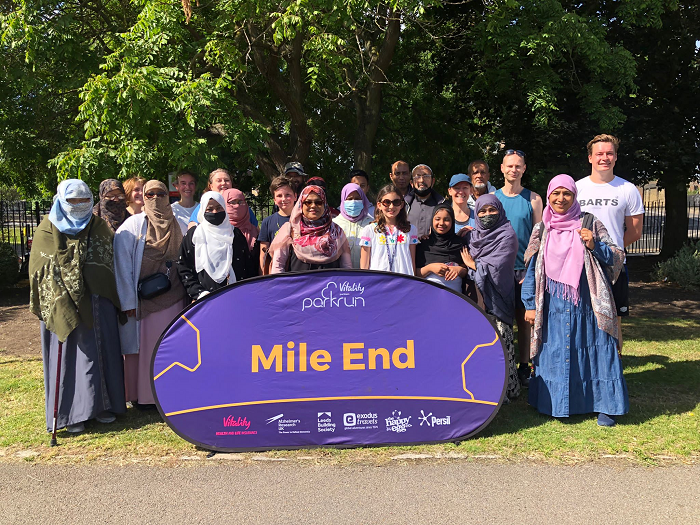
[576,134,644,348]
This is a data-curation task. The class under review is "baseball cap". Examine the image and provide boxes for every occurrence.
[284,161,306,176]
[449,173,472,187]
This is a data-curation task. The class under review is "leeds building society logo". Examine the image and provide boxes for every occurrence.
[385,410,412,433]
[301,281,366,312]
[317,412,336,433]
[418,410,452,427]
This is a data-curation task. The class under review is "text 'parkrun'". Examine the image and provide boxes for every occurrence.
[251,341,416,372]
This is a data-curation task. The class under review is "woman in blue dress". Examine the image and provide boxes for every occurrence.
[522,174,628,426]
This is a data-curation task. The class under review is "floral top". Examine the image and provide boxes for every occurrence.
[359,223,419,275]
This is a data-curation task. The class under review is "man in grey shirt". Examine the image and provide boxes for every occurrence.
[404,164,445,237]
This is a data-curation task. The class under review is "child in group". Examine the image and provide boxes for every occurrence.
[258,176,297,274]
[360,184,419,276]
[416,203,468,293]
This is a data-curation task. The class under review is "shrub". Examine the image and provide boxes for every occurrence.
[653,240,700,290]
[0,242,20,288]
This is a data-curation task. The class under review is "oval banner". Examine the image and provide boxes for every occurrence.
[151,270,507,451]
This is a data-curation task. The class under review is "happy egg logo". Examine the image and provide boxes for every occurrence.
[301,281,366,312]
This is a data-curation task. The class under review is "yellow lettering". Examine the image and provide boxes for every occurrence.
[392,340,415,369]
[369,347,390,370]
[286,350,295,372]
[343,343,366,370]
[310,349,331,371]
[299,343,307,372]
[252,344,282,372]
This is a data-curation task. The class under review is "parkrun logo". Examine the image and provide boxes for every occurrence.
[301,281,366,312]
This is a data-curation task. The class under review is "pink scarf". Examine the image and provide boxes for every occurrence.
[542,174,585,304]
[222,188,258,251]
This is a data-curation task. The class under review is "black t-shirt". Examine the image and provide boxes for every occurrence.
[258,212,291,244]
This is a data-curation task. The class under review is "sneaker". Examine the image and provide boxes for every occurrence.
[66,423,85,433]
[597,413,616,427]
[96,412,116,424]
[518,363,531,388]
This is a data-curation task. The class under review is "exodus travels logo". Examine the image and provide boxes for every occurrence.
[385,410,412,433]
[301,281,366,312]
[266,413,310,435]
[317,412,336,433]
[418,410,452,427]
[215,415,257,436]
[343,411,379,430]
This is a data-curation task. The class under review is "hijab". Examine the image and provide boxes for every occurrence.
[269,185,344,263]
[470,194,518,321]
[339,183,371,222]
[92,179,130,232]
[193,192,234,284]
[49,179,94,235]
[222,188,258,251]
[542,174,585,304]
[417,203,465,266]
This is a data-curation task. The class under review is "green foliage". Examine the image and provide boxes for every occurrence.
[0,242,20,288]
[654,241,700,290]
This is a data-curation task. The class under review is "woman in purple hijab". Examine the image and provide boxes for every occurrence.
[461,194,521,401]
[521,174,627,426]
[332,183,373,268]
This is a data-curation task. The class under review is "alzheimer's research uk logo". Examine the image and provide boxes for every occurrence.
[301,281,366,312]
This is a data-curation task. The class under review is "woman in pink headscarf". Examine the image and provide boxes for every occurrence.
[521,174,628,427]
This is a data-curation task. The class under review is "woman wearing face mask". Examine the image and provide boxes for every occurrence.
[115,180,186,408]
[270,185,352,273]
[93,179,130,232]
[29,179,126,433]
[522,174,627,426]
[461,194,521,401]
[332,183,373,268]
[177,192,257,300]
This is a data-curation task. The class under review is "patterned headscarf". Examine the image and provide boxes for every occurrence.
[92,179,130,232]
[222,188,258,252]
[49,179,94,235]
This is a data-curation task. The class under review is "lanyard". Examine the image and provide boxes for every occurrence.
[384,226,399,272]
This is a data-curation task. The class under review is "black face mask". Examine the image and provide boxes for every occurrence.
[413,186,432,198]
[204,211,227,226]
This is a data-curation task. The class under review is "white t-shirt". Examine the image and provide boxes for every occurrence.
[359,223,419,276]
[576,176,644,249]
[171,202,198,235]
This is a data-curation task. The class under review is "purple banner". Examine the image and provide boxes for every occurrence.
[151,270,507,451]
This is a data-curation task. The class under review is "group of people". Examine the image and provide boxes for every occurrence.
[29,133,644,435]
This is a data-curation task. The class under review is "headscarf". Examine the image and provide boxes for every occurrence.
[193,192,235,284]
[470,194,518,322]
[48,179,94,235]
[139,180,185,318]
[222,188,258,251]
[339,183,371,222]
[416,203,465,267]
[92,179,130,232]
[542,174,585,304]
[269,185,345,264]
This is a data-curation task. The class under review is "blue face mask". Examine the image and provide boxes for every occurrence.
[343,199,364,218]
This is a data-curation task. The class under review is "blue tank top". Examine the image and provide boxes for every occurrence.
[495,188,532,270]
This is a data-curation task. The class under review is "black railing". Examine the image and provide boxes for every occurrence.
[0,200,52,274]
[627,195,700,255]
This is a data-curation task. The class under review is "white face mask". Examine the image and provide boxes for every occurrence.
[65,201,94,219]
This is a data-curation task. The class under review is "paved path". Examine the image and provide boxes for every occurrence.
[1,461,698,524]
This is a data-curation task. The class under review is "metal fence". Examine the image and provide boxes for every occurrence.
[0,200,52,274]
[627,195,700,255]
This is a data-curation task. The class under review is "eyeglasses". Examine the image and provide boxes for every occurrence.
[303,199,324,207]
[412,174,432,181]
[145,191,167,199]
[380,199,403,208]
[227,199,246,206]
[104,194,126,201]
[504,149,526,158]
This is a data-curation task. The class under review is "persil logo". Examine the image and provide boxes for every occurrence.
[301,281,366,312]
[418,410,451,427]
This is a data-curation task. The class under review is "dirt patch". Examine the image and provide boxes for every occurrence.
[0,282,40,358]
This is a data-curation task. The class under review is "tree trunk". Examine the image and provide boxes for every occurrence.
[660,176,689,258]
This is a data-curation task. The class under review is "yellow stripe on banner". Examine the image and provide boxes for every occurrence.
[164,395,498,416]
[153,315,202,380]
[461,331,500,398]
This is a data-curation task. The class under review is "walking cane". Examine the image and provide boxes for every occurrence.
[49,341,63,447]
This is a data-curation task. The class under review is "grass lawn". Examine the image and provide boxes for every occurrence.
[1,316,698,465]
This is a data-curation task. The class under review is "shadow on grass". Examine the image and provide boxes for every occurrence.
[622,316,700,343]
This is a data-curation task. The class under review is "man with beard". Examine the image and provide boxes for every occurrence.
[467,160,497,211]
[405,164,445,237]
[284,161,307,196]
[389,160,411,197]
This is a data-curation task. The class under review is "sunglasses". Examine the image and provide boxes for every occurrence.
[504,149,526,158]
[303,199,324,207]
[380,199,403,208]
[145,191,167,199]
[104,194,126,201]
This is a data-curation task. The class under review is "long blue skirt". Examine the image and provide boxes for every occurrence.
[528,282,629,418]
